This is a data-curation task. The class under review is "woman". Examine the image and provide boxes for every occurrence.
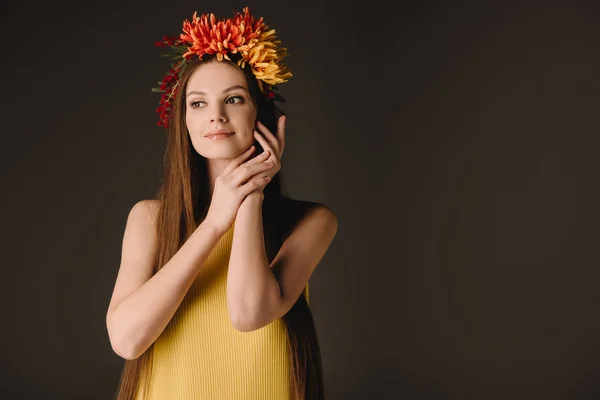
[105,7,338,400]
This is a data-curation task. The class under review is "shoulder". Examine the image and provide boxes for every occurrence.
[129,199,161,227]
[281,197,337,235]
[283,197,336,217]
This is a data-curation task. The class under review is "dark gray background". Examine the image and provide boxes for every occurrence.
[1,0,599,399]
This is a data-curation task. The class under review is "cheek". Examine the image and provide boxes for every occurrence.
[240,107,257,129]
[185,110,202,130]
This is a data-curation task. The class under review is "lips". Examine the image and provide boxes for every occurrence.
[204,129,235,137]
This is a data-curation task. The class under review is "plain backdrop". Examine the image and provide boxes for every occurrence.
[1,0,600,399]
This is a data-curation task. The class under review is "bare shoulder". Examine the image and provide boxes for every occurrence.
[281,198,338,235]
[137,199,161,226]
[284,197,336,216]
[121,200,161,236]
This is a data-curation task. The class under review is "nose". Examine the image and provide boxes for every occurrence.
[209,103,228,123]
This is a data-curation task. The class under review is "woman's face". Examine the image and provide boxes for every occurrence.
[185,60,257,159]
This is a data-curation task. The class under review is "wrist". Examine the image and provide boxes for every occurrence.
[200,217,227,237]
[245,191,265,203]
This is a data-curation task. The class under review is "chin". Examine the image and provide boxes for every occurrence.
[199,143,250,160]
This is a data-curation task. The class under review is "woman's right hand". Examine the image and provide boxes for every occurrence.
[203,145,273,234]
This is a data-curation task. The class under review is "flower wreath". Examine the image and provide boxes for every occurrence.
[152,7,292,128]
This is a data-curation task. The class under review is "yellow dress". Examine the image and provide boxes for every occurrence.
[136,222,309,399]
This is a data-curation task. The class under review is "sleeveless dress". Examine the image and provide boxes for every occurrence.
[135,221,309,399]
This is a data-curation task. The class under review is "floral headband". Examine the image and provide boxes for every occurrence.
[152,7,292,128]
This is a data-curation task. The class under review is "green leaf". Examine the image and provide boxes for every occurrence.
[151,88,164,92]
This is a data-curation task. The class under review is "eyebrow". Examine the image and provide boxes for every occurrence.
[186,85,249,98]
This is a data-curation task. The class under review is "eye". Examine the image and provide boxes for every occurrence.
[190,100,205,109]
[226,96,244,105]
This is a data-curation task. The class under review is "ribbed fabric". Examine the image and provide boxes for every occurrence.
[136,221,309,399]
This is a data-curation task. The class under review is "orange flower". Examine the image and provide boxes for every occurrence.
[180,12,250,61]
[178,7,291,85]
[232,7,266,41]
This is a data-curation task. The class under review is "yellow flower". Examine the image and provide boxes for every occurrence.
[237,28,292,89]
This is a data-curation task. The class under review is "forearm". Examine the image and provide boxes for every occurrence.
[227,193,281,331]
[107,220,224,359]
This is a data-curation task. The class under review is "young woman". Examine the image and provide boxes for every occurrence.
[105,8,337,400]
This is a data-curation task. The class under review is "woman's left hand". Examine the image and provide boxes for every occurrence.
[249,115,286,195]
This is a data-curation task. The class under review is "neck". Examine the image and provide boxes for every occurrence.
[206,157,233,196]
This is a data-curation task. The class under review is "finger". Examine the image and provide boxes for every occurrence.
[234,159,274,187]
[277,115,286,150]
[256,121,280,154]
[256,120,277,143]
[243,148,271,167]
[253,130,277,161]
[242,174,270,197]
[222,145,255,176]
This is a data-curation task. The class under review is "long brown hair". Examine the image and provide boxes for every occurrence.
[112,54,325,399]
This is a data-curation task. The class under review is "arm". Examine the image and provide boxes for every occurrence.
[227,194,337,332]
[106,200,225,360]
[226,192,280,331]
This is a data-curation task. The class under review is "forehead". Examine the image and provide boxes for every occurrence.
[186,61,248,93]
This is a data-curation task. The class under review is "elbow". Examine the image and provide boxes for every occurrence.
[110,336,142,360]
[229,301,264,332]
[228,289,281,332]
[106,314,143,360]
[108,329,140,360]
[228,288,281,332]
[231,320,255,332]
[230,309,258,332]
[229,304,276,332]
